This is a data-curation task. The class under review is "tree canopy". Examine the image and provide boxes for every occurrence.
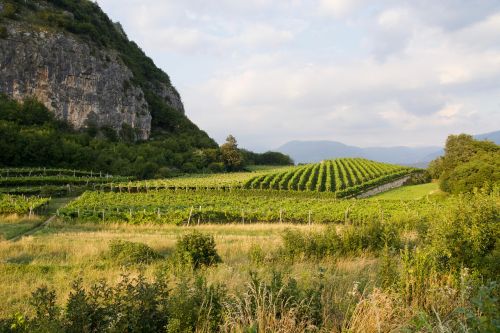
[430,134,499,193]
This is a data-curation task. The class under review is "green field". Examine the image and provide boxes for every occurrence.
[369,182,440,200]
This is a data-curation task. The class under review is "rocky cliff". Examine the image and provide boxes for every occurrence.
[0,0,187,140]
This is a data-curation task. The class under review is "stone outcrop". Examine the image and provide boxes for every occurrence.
[0,23,184,140]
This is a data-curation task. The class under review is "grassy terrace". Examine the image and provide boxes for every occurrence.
[368,182,441,200]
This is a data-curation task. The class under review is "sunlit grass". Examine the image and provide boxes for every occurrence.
[0,221,337,317]
[368,182,440,200]
[0,214,43,240]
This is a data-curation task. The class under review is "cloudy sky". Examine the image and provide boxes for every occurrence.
[98,0,500,151]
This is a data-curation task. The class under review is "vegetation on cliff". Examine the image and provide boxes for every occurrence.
[0,96,291,177]
[1,0,193,136]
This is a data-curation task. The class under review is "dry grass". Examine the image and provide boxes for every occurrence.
[0,221,332,317]
[0,214,43,241]
[0,220,473,332]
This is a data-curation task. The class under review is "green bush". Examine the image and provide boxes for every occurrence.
[175,232,221,269]
[107,240,162,265]
[208,162,224,173]
[13,273,170,332]
[425,189,499,277]
[442,152,499,194]
[248,244,265,264]
[281,221,401,260]
[462,281,500,333]
[431,134,499,193]
[167,274,225,333]
[1,3,17,19]
[404,171,432,185]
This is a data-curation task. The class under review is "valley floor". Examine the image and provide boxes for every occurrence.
[0,184,497,332]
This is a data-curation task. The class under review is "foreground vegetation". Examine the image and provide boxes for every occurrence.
[0,186,498,332]
[0,135,498,332]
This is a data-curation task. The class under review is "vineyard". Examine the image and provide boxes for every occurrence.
[100,159,417,198]
[102,167,290,192]
[0,168,106,178]
[244,158,417,196]
[59,189,437,225]
[0,194,49,215]
[0,168,131,196]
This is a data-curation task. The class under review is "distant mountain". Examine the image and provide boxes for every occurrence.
[474,130,500,144]
[276,130,500,165]
[276,141,442,165]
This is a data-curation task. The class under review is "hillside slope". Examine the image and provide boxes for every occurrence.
[244,158,417,197]
[0,0,211,142]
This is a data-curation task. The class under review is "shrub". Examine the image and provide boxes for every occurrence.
[248,244,265,264]
[281,222,401,260]
[379,244,399,289]
[425,189,499,276]
[175,232,221,269]
[341,220,400,254]
[16,273,170,332]
[27,286,63,332]
[167,274,225,333]
[462,281,500,333]
[442,152,499,194]
[1,3,17,19]
[404,171,432,185]
[107,240,162,266]
[208,162,224,173]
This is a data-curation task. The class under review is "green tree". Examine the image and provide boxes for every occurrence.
[427,156,444,179]
[220,135,243,171]
[430,133,499,193]
[444,152,499,194]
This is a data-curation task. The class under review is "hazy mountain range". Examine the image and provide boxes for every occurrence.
[276,130,500,166]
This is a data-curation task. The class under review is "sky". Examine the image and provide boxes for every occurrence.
[97,0,500,151]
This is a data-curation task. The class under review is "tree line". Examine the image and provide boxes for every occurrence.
[0,95,292,178]
[428,133,499,193]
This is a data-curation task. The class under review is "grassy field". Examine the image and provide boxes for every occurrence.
[0,215,43,241]
[368,182,440,200]
[0,222,354,317]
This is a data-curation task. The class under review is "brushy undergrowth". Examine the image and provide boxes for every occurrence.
[106,240,163,266]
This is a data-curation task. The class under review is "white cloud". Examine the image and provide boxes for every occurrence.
[318,0,366,17]
[97,0,500,150]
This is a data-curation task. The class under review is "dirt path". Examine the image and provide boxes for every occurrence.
[8,197,76,241]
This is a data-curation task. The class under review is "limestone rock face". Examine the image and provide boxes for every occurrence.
[0,24,184,139]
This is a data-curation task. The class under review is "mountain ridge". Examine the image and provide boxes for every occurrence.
[276,130,500,165]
